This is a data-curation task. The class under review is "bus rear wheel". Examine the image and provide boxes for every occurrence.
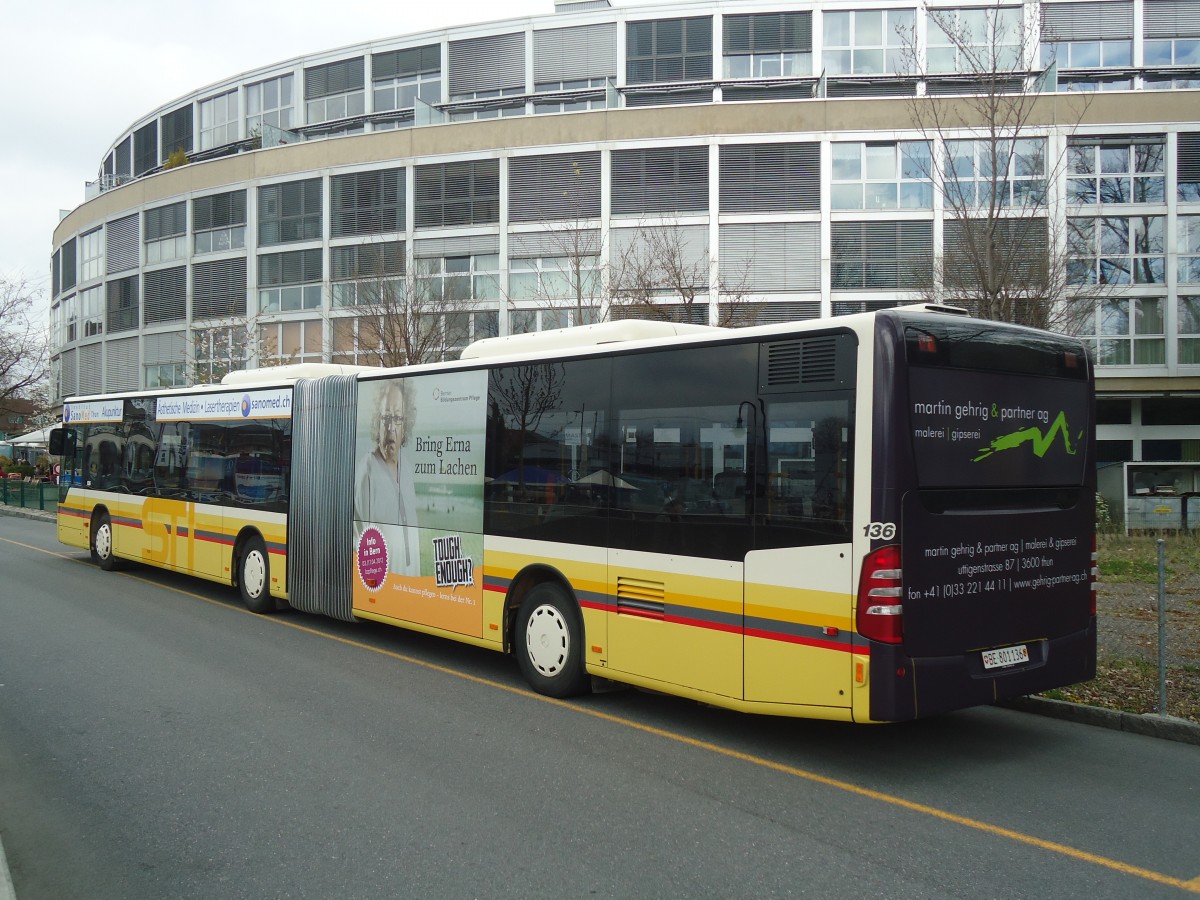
[238,535,275,614]
[90,511,119,571]
[516,583,589,698]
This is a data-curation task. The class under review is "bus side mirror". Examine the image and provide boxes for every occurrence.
[49,428,75,456]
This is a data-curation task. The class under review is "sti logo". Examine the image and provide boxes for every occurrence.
[241,394,252,417]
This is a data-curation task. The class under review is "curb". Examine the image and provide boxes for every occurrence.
[1001,696,1200,746]
[0,506,54,523]
[0,831,16,900]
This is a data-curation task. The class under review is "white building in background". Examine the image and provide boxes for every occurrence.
[48,0,1200,489]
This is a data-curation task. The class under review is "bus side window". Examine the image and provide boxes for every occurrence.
[760,397,853,549]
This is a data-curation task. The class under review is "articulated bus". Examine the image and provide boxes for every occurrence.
[50,306,1097,722]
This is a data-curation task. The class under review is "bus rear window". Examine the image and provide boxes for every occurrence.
[903,318,1089,380]
[907,359,1091,490]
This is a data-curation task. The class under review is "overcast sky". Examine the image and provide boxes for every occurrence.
[0,0,572,309]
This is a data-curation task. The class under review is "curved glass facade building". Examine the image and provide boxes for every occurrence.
[49,0,1200,476]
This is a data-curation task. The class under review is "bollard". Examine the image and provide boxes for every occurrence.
[1157,539,1167,715]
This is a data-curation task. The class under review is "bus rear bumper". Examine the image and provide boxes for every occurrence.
[867,618,1098,722]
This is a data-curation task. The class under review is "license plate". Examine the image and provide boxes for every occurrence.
[982,644,1029,670]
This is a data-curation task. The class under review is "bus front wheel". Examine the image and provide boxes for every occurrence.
[238,535,275,614]
[515,583,589,698]
[90,511,118,571]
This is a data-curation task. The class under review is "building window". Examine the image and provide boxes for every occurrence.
[133,121,158,177]
[330,241,406,307]
[831,221,933,290]
[145,363,187,388]
[144,202,188,265]
[331,316,381,366]
[723,12,813,78]
[258,179,323,246]
[926,6,1023,73]
[305,58,365,125]
[331,168,405,237]
[442,310,499,358]
[81,285,104,337]
[413,254,500,303]
[1180,216,1200,284]
[259,320,324,365]
[508,152,602,222]
[449,32,526,101]
[246,74,295,135]
[143,267,187,325]
[63,294,78,344]
[822,9,914,75]
[831,141,931,210]
[1040,39,1131,69]
[720,143,820,213]
[80,228,103,283]
[199,90,239,150]
[509,255,602,301]
[193,190,247,255]
[160,105,193,161]
[1180,296,1200,364]
[373,45,441,111]
[509,306,599,334]
[1067,137,1166,204]
[192,325,252,384]
[1144,37,1200,66]
[944,138,1046,208]
[611,146,709,216]
[1076,297,1166,366]
[258,249,323,313]
[1179,133,1200,202]
[626,17,713,84]
[192,258,247,320]
[448,102,525,122]
[413,160,500,228]
[1067,216,1165,285]
[106,275,140,334]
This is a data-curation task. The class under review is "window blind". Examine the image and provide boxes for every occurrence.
[193,257,247,319]
[611,147,709,215]
[193,190,247,231]
[1041,1,1134,40]
[305,58,365,99]
[143,266,187,325]
[533,23,617,83]
[720,143,819,212]
[144,202,187,241]
[449,33,525,95]
[258,249,323,287]
[719,223,820,292]
[331,168,405,237]
[106,215,139,274]
[509,152,602,222]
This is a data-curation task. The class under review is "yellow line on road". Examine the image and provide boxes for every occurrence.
[9,534,1200,895]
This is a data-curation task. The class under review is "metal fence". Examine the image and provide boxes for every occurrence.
[0,478,57,512]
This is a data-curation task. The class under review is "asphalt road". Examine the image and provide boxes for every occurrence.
[1,513,1198,899]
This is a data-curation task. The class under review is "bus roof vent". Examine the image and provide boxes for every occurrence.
[760,334,854,393]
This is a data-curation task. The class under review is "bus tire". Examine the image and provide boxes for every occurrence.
[515,583,589,698]
[90,511,119,571]
[238,535,275,614]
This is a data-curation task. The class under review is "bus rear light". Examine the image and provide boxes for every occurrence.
[857,545,904,644]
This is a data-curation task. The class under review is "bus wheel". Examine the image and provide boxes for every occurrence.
[516,583,589,698]
[238,535,274,614]
[90,512,118,571]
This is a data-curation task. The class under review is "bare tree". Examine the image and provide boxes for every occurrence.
[897,1,1097,332]
[189,316,280,385]
[506,224,605,329]
[334,245,484,366]
[0,276,49,407]
[608,221,756,327]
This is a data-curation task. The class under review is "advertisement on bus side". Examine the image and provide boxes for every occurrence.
[351,370,487,636]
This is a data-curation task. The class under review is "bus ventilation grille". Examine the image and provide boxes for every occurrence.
[764,337,838,388]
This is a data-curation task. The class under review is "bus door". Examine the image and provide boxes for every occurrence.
[607,343,757,700]
[743,392,856,708]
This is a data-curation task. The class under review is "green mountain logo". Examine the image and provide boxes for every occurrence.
[973,411,1077,463]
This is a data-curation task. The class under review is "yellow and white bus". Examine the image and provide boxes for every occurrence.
[50,306,1097,722]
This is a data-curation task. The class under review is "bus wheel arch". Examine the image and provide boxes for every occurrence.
[90,506,119,571]
[507,567,589,698]
[234,529,276,614]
